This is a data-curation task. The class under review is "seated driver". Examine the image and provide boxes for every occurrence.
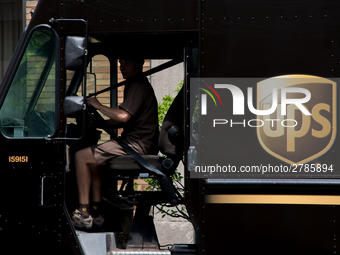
[72,58,159,230]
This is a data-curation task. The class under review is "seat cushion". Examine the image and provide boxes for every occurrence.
[106,155,163,170]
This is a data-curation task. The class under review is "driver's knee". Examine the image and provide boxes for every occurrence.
[75,146,97,165]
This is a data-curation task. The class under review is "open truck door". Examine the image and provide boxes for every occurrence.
[0,0,197,254]
[0,24,67,253]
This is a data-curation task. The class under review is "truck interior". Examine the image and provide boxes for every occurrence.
[62,32,195,251]
[64,53,186,250]
[62,26,197,252]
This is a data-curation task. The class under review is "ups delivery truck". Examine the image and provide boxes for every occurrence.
[1,0,340,254]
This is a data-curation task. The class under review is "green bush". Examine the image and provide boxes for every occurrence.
[158,81,183,129]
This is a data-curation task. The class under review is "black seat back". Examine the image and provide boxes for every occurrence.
[158,87,184,163]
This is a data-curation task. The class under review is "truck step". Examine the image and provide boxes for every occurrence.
[112,251,170,255]
[76,231,170,255]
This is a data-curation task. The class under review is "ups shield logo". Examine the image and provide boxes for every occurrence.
[257,75,336,165]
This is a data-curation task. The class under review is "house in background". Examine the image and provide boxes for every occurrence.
[0,0,26,82]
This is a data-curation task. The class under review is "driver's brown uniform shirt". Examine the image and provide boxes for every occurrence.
[91,75,159,166]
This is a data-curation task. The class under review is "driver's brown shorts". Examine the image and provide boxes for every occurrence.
[90,138,145,166]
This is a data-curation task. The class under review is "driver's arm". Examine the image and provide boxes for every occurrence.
[87,97,132,125]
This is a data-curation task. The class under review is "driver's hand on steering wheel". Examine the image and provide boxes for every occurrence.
[87,97,101,110]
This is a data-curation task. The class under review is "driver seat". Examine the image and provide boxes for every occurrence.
[101,87,184,206]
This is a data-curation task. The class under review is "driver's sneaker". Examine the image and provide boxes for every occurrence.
[71,209,93,231]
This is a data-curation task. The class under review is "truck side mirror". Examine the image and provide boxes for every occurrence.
[65,36,86,71]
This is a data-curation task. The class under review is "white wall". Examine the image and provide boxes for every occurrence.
[150,59,184,103]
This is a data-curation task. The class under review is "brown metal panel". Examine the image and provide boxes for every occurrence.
[204,203,340,255]
[63,0,198,34]
[195,1,340,254]
[59,0,199,59]
[26,0,198,34]
[199,0,340,78]
[23,1,199,60]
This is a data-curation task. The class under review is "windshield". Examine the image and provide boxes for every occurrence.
[0,26,56,138]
